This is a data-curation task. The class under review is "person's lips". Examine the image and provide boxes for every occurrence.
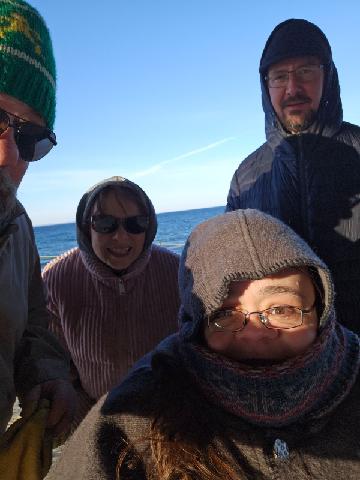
[107,246,132,257]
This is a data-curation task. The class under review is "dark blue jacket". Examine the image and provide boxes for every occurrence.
[226,57,360,333]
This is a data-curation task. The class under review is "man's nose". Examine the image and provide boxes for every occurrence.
[0,127,19,167]
[285,72,303,96]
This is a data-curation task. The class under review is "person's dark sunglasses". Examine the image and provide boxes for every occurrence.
[0,107,57,162]
[91,214,149,235]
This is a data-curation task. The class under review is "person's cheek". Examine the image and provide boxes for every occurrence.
[204,329,234,354]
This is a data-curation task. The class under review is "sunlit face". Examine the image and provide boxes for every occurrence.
[0,93,45,186]
[204,268,318,362]
[267,56,324,133]
[90,190,146,271]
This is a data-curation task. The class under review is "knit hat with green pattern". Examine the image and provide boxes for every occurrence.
[0,0,56,129]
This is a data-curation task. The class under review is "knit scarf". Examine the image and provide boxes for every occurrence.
[177,314,360,428]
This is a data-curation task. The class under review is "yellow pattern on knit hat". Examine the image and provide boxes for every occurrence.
[0,0,56,128]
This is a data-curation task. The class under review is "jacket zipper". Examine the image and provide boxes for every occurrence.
[297,134,309,239]
[119,278,125,294]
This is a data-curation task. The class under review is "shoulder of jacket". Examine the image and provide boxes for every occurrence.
[42,247,80,276]
[334,122,360,153]
[102,364,157,417]
[149,244,180,263]
[233,142,270,173]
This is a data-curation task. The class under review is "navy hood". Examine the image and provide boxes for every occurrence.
[259,19,343,141]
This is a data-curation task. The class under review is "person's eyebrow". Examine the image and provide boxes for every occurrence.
[257,285,303,298]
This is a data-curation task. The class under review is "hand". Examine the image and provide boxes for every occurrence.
[22,379,78,437]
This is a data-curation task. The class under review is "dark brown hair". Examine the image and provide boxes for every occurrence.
[91,185,147,217]
[114,363,261,479]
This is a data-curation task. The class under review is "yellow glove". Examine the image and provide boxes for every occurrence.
[0,399,52,480]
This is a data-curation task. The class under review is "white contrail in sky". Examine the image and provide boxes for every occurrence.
[132,137,236,178]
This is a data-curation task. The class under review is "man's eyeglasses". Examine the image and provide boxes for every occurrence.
[265,64,324,88]
[207,305,315,333]
[0,107,57,162]
[91,214,149,235]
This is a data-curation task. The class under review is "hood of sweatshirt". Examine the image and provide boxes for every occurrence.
[75,176,157,279]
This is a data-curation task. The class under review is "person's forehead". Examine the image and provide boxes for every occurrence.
[225,269,313,300]
[0,92,45,125]
[93,188,142,214]
[268,55,321,73]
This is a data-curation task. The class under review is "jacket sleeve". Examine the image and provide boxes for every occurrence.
[45,396,148,480]
[14,229,70,398]
[43,257,96,429]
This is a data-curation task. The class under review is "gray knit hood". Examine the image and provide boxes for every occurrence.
[76,176,157,256]
[179,209,333,340]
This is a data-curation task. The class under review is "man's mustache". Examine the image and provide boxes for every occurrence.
[281,96,311,108]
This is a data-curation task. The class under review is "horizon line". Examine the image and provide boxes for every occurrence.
[34,204,225,228]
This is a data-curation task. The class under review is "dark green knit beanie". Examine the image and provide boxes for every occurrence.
[0,0,56,129]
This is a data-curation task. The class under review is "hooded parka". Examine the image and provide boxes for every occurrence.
[226,19,360,334]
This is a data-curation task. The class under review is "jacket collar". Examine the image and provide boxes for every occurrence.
[80,244,152,291]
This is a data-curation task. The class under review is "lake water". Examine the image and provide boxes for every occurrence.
[34,205,225,267]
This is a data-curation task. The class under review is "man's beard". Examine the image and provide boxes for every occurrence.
[280,94,317,133]
[0,169,17,225]
[283,108,317,133]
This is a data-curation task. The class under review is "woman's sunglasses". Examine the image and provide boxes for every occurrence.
[91,214,149,235]
[0,107,57,162]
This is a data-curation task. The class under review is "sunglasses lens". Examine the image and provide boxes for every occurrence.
[15,124,56,162]
[124,215,149,234]
[91,215,118,234]
[0,109,9,135]
[91,215,149,235]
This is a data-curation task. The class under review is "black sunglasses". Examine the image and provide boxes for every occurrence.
[91,214,149,235]
[0,107,57,162]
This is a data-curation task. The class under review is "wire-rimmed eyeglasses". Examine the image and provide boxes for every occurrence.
[207,305,315,333]
[265,64,324,88]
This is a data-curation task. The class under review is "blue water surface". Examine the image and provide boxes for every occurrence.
[34,205,224,268]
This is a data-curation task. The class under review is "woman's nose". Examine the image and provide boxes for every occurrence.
[239,315,279,339]
[111,224,129,239]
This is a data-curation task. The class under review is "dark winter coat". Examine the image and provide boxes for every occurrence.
[226,29,360,334]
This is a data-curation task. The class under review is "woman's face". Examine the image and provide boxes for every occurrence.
[204,268,319,362]
[90,190,146,271]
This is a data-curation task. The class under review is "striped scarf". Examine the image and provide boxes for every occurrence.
[178,313,360,427]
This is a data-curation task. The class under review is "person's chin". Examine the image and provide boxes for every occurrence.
[107,259,132,271]
[283,110,316,133]
[105,253,134,271]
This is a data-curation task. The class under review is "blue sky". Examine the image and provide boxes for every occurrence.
[19,0,360,226]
